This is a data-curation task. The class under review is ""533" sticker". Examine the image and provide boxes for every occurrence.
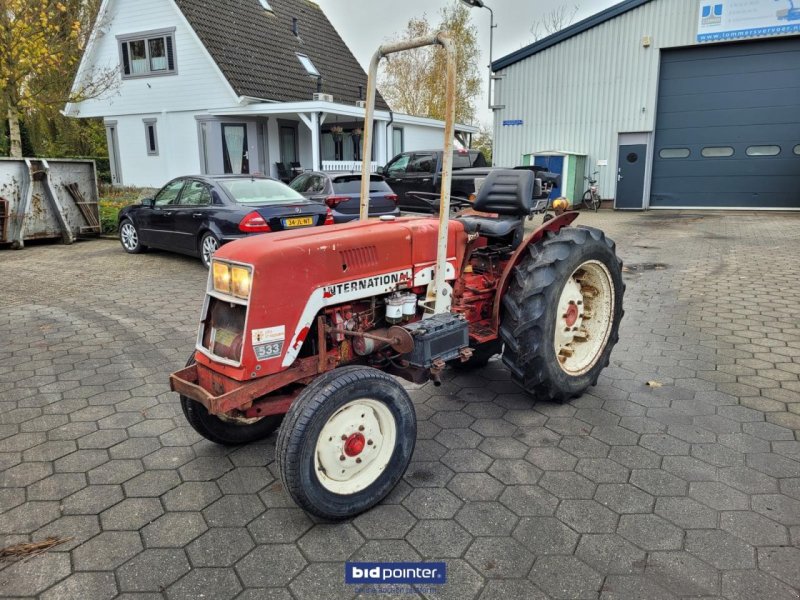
[254,341,284,361]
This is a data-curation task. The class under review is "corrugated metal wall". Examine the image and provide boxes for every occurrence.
[493,0,698,200]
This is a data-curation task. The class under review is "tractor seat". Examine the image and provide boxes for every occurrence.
[456,169,536,244]
[457,216,521,238]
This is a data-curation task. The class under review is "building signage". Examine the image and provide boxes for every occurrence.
[697,0,800,42]
[502,119,524,126]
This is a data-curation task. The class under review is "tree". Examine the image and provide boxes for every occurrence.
[379,2,482,125]
[0,0,114,157]
[530,4,580,42]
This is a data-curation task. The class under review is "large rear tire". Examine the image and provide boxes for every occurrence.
[277,366,416,520]
[501,226,623,402]
[180,354,282,445]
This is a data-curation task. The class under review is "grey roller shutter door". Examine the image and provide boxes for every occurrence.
[651,38,800,209]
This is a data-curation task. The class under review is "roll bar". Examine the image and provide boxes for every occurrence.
[359,32,457,315]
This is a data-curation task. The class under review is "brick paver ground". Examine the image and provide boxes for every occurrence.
[1,211,799,599]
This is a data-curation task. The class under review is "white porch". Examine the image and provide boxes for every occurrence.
[205,100,478,181]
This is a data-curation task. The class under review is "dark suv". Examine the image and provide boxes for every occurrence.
[381,149,488,211]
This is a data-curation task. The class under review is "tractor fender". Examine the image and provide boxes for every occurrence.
[491,211,580,331]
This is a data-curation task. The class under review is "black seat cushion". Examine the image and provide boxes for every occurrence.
[457,216,521,238]
[474,169,535,215]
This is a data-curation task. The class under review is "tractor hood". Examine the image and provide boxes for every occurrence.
[205,216,467,379]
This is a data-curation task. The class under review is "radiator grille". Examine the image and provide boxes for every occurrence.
[340,246,378,270]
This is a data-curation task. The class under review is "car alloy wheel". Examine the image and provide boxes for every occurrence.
[201,234,220,267]
[120,222,138,251]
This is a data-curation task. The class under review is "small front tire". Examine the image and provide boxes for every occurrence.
[119,219,147,254]
[277,366,416,520]
[179,354,281,445]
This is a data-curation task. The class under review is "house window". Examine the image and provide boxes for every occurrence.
[392,128,404,157]
[119,29,176,78]
[222,124,250,174]
[143,119,158,155]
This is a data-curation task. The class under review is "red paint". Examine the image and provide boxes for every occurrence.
[202,217,467,381]
[344,432,366,456]
[294,326,310,349]
[565,303,579,327]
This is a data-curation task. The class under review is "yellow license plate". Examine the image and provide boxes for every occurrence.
[283,216,313,228]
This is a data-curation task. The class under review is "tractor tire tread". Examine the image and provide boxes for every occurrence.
[276,366,415,520]
[501,226,624,403]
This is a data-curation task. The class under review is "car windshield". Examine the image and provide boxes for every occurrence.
[333,176,391,194]
[220,178,305,204]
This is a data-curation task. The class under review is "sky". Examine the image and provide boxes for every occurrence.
[316,0,620,126]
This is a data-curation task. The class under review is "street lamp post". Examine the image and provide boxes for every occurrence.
[460,0,496,109]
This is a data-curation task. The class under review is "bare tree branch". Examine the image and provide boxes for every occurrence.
[530,4,580,42]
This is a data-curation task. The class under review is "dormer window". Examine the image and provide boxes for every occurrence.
[118,28,177,78]
[258,0,273,10]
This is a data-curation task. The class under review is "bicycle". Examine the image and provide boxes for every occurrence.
[582,171,601,212]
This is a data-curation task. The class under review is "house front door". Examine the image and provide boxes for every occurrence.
[222,123,249,174]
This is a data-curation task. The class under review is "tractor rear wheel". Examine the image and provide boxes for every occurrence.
[501,226,623,402]
[277,366,416,520]
[180,354,282,445]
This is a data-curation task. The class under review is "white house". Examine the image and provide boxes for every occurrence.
[66,0,478,187]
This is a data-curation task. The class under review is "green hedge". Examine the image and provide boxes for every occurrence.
[98,186,153,234]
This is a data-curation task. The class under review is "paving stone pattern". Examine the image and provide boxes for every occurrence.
[1,211,800,599]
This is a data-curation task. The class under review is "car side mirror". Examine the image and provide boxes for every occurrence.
[141,197,155,207]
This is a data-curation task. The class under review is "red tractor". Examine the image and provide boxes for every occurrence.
[170,33,624,520]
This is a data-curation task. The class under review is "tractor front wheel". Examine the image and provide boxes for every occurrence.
[277,366,416,520]
[180,355,282,445]
[501,225,624,402]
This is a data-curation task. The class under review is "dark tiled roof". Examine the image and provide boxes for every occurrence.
[492,0,654,71]
[174,0,388,108]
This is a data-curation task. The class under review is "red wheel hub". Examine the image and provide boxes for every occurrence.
[343,432,366,457]
[564,303,579,327]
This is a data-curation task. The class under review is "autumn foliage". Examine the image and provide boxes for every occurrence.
[0,0,113,157]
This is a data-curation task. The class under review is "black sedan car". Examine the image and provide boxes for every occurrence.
[289,171,400,223]
[118,175,331,267]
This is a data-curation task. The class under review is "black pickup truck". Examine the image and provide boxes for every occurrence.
[380,149,559,212]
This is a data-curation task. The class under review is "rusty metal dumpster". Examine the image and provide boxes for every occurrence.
[0,158,100,249]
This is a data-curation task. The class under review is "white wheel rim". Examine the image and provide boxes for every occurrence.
[314,398,397,495]
[202,236,219,265]
[554,260,615,375]
[121,222,137,250]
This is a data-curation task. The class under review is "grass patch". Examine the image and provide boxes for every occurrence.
[98,185,154,234]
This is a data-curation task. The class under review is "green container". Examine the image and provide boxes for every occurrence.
[522,151,587,208]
